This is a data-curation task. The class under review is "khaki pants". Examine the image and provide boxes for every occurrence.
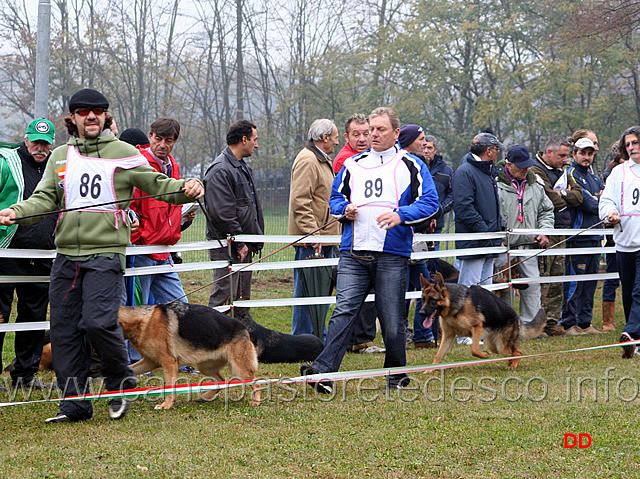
[539,235,565,322]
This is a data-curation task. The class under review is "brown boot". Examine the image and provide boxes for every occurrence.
[602,301,616,331]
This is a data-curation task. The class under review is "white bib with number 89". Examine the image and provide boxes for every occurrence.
[345,150,407,249]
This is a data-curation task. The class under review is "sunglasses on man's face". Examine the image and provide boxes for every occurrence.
[74,107,106,116]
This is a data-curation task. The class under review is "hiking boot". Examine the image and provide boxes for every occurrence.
[581,325,604,335]
[358,345,386,354]
[12,378,56,390]
[564,325,587,336]
[414,340,437,349]
[107,398,130,420]
[602,301,616,331]
[620,332,635,359]
[300,364,333,394]
[544,324,566,336]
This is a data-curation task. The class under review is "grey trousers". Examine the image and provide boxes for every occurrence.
[208,248,253,307]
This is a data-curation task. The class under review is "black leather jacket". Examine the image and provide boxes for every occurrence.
[204,146,264,253]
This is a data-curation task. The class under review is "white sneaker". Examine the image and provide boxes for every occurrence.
[457,337,484,346]
[358,345,386,354]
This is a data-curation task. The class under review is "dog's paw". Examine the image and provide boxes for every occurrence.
[154,402,173,410]
[472,351,490,359]
[248,400,260,406]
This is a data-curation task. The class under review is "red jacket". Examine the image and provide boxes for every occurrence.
[333,142,361,173]
[129,148,182,260]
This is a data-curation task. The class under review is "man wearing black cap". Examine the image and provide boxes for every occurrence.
[496,145,554,323]
[398,124,439,348]
[0,119,57,391]
[0,88,204,423]
[453,133,505,287]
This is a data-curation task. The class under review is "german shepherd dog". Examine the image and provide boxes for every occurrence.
[235,311,324,363]
[118,303,261,410]
[419,272,546,369]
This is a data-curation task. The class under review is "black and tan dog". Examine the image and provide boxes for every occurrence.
[419,272,546,369]
[235,311,324,363]
[118,303,261,410]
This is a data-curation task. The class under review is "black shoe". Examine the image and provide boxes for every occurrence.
[12,378,56,390]
[108,398,130,420]
[300,364,333,394]
[0,384,7,392]
[44,413,85,424]
[386,375,411,390]
[620,332,635,359]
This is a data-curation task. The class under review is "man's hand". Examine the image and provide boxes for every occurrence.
[0,208,16,226]
[183,180,204,199]
[237,244,249,262]
[130,217,140,234]
[184,210,197,222]
[344,203,358,220]
[377,211,401,230]
[536,234,549,248]
[607,210,620,225]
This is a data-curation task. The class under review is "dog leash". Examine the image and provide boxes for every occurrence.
[168,214,345,304]
[475,218,608,286]
[7,190,188,222]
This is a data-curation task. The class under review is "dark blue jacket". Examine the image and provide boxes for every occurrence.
[567,161,604,244]
[452,153,503,256]
[428,153,453,231]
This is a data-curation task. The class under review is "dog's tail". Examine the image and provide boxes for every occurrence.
[519,308,547,340]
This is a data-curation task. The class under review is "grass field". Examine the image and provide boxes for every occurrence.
[1,266,639,478]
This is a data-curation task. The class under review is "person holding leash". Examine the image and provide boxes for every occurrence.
[0,88,204,423]
[301,107,440,392]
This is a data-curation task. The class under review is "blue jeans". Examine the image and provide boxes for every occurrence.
[292,245,336,337]
[406,261,435,343]
[603,252,619,302]
[560,249,599,328]
[458,256,495,286]
[617,251,640,339]
[312,251,408,386]
[131,254,188,304]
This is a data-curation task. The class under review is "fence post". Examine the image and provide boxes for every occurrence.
[227,234,235,318]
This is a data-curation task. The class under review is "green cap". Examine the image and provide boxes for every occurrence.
[26,119,55,144]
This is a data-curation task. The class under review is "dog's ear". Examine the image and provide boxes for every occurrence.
[420,273,430,289]
[434,271,445,289]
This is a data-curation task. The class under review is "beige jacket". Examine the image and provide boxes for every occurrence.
[288,142,341,237]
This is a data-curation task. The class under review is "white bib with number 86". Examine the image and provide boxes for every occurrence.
[65,146,147,211]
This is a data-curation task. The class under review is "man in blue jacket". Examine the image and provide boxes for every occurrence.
[301,107,440,392]
[560,137,604,333]
[453,133,505,287]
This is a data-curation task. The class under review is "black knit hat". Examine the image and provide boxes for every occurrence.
[68,88,109,112]
[119,128,150,147]
[398,124,423,149]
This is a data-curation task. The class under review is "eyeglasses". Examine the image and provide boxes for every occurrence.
[74,107,106,116]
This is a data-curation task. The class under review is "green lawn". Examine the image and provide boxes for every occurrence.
[1,269,638,478]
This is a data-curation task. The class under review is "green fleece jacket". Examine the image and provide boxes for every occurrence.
[11,133,196,257]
